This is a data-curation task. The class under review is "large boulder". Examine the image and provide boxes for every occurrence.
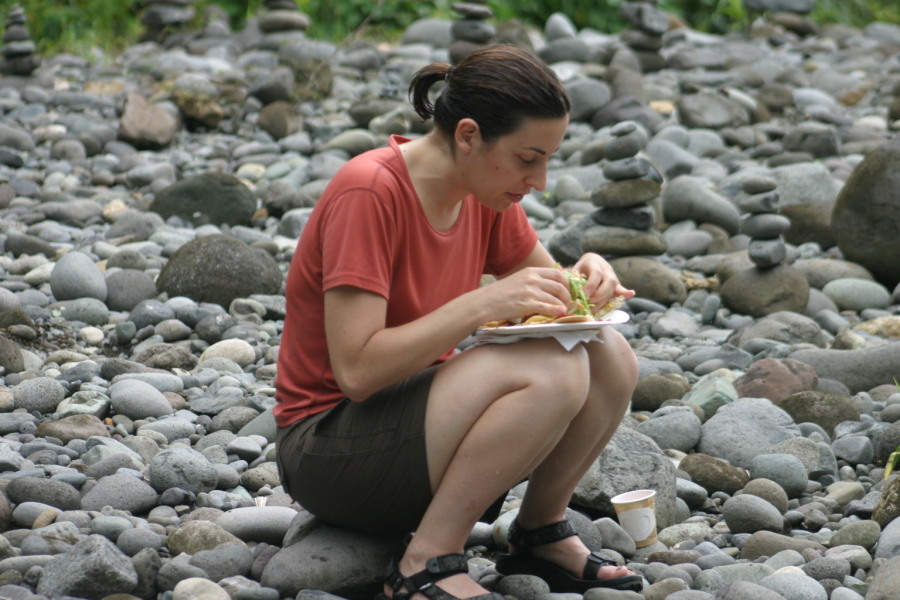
[732,357,818,403]
[789,342,900,394]
[832,136,900,289]
[679,453,750,496]
[720,264,810,317]
[156,234,283,309]
[698,397,802,469]
[727,311,830,350]
[573,426,677,529]
[149,172,257,226]
[36,535,138,599]
[50,251,108,302]
[609,256,688,306]
[777,391,861,437]
[261,523,393,598]
[781,202,835,250]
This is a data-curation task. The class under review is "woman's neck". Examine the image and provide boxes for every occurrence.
[400,135,468,231]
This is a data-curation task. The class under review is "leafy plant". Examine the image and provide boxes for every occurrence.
[212,0,264,25]
[885,444,900,481]
[880,379,900,481]
[490,0,629,34]
[811,0,900,29]
[295,0,453,43]
[658,0,747,33]
[0,0,142,55]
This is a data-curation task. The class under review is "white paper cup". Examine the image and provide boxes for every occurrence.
[611,489,657,548]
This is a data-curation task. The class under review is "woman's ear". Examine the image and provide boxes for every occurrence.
[454,118,481,155]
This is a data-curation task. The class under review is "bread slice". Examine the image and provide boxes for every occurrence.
[592,296,626,320]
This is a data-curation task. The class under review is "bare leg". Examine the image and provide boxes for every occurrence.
[514,327,638,577]
[389,338,591,598]
[389,330,638,597]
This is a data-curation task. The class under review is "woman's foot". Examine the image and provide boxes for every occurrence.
[522,532,636,582]
[382,552,503,600]
[382,572,489,600]
[496,518,643,592]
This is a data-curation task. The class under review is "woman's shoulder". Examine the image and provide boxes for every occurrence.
[330,141,406,190]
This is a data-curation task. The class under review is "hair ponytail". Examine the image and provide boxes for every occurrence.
[408,64,452,121]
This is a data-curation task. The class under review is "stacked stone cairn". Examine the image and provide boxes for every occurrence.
[618,0,670,73]
[720,175,811,316]
[0,4,40,76]
[257,0,311,46]
[738,176,790,269]
[141,0,196,45]
[251,0,324,106]
[744,0,819,38]
[583,121,668,258]
[187,4,233,55]
[743,0,817,16]
[448,2,495,64]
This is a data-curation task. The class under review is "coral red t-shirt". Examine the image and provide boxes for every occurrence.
[274,135,539,427]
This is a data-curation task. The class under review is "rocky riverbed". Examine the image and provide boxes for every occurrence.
[1,3,900,600]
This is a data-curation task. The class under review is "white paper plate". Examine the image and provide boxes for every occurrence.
[476,310,630,336]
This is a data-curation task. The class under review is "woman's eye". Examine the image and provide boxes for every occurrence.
[520,156,536,165]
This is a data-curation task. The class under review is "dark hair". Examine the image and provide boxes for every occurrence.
[408,44,571,144]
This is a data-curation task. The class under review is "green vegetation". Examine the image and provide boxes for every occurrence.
[883,378,900,479]
[0,0,143,55]
[296,0,455,42]
[885,444,900,480]
[0,0,898,57]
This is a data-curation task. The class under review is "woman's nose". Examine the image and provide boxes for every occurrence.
[526,168,547,191]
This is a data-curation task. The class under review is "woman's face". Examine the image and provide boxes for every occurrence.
[463,116,569,212]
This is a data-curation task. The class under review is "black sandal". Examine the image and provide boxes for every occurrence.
[376,553,506,600]
[495,518,644,593]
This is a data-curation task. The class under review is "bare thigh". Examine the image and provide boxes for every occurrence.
[424,338,590,490]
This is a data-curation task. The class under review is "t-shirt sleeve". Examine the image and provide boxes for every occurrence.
[484,203,539,276]
[320,188,396,299]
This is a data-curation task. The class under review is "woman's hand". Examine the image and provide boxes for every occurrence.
[572,253,635,307]
[477,266,573,322]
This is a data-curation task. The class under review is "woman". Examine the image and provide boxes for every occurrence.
[275,44,642,600]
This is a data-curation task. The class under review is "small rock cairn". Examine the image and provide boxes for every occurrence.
[618,0,669,73]
[187,4,233,55]
[585,121,667,257]
[736,176,790,269]
[744,0,819,38]
[141,0,196,44]
[449,1,495,64]
[0,4,40,76]
[257,0,311,44]
[720,174,811,317]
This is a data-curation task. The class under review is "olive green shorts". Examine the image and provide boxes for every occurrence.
[275,366,437,535]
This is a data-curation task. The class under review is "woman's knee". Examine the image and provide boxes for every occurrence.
[590,330,639,394]
[525,344,591,412]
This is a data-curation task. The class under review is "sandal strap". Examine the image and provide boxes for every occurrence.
[508,518,577,550]
[582,552,619,580]
[416,554,470,585]
[385,553,472,600]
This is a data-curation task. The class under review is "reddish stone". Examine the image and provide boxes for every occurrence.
[733,358,818,403]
